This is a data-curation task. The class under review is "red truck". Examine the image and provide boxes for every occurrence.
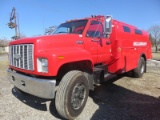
[7,15,152,119]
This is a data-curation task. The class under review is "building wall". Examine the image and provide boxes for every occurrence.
[0,46,9,53]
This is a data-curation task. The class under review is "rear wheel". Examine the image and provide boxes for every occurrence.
[133,57,145,78]
[55,70,89,119]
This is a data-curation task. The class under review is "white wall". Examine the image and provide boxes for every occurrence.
[0,46,9,53]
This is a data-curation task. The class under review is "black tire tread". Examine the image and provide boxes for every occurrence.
[55,70,82,119]
[133,57,145,78]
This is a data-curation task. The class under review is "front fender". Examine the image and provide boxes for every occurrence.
[48,48,93,76]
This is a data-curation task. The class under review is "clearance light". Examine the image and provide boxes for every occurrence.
[58,56,65,59]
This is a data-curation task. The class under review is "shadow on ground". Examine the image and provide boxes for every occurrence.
[12,87,63,119]
[90,76,160,120]
[11,75,160,120]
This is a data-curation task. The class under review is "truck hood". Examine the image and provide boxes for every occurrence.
[9,34,84,50]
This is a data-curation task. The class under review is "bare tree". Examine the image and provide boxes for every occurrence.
[148,25,160,52]
[149,34,154,46]
[45,26,57,35]
[0,38,9,51]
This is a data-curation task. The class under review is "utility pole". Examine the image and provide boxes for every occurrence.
[8,7,19,40]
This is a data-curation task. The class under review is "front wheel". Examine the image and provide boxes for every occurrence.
[133,57,146,78]
[55,70,89,120]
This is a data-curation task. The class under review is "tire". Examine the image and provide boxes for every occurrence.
[126,70,134,77]
[55,70,89,120]
[133,57,145,78]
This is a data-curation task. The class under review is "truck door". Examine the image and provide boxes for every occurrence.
[84,20,99,64]
[97,37,111,63]
[84,20,111,64]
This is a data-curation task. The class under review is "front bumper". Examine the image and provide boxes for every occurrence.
[7,69,56,99]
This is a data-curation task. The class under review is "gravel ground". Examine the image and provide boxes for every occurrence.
[0,55,160,120]
[0,54,8,61]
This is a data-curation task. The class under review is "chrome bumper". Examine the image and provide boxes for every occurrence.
[7,69,56,99]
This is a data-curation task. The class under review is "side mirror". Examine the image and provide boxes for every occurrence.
[105,16,112,35]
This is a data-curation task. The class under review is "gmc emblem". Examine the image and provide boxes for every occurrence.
[14,54,21,60]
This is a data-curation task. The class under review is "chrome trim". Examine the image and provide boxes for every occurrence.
[9,44,34,71]
[7,69,56,99]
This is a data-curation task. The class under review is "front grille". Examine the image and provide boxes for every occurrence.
[9,44,34,71]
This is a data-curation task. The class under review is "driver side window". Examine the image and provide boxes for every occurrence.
[86,21,103,37]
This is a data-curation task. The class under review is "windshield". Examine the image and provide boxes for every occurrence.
[53,20,88,34]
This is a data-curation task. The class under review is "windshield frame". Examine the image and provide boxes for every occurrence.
[53,20,88,35]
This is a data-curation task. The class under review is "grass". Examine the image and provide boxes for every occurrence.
[0,61,8,69]
[0,52,8,55]
[152,52,160,60]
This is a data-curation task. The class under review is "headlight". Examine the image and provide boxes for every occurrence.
[37,58,48,73]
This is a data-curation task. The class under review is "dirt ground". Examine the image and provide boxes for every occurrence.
[0,54,160,120]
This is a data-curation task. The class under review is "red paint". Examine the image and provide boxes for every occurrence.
[9,15,152,76]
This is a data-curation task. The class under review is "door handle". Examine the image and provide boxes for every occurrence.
[92,39,100,42]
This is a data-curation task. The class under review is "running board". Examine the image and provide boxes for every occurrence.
[103,73,117,82]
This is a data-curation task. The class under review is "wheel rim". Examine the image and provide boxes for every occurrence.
[71,83,86,110]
